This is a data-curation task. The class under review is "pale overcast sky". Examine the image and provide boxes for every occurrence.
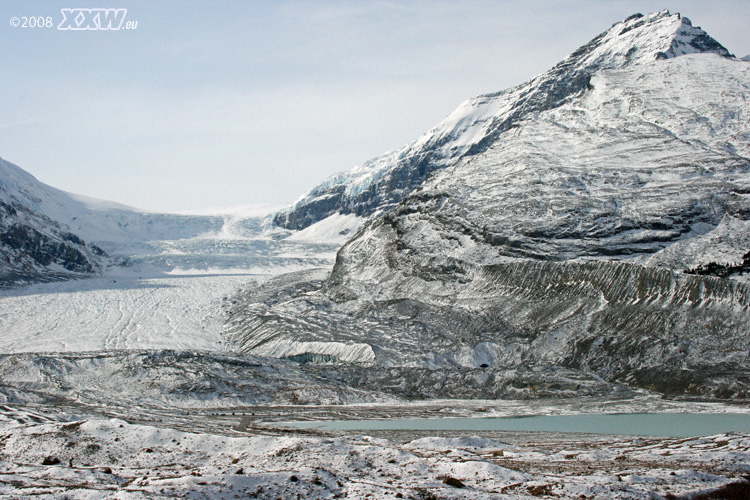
[1,1,748,213]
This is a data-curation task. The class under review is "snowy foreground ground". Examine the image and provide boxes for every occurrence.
[1,221,749,499]
[1,404,749,499]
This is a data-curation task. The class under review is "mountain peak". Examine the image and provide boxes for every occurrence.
[459,11,733,158]
[554,10,732,75]
[274,11,736,231]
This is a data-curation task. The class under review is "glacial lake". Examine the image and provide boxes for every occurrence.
[282,413,750,438]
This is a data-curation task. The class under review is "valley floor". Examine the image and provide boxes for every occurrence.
[1,226,749,499]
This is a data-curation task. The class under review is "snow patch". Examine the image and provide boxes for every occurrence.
[249,338,376,364]
[286,212,363,244]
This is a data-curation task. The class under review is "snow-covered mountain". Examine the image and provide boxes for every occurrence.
[273,10,735,231]
[0,158,107,282]
[2,11,749,498]
[0,157,227,283]
[230,11,750,400]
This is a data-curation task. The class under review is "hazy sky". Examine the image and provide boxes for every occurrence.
[2,1,748,213]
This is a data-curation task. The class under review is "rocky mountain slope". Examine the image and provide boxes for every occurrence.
[273,11,735,231]
[0,158,107,283]
[0,157,226,284]
[229,11,750,400]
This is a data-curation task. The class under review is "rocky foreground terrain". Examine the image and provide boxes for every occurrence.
[1,401,749,499]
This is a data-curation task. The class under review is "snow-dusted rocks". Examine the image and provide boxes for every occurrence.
[1,406,748,499]
[0,350,390,408]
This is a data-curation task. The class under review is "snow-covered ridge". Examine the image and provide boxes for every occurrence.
[0,157,231,247]
[228,13,750,401]
[0,156,263,281]
[273,10,733,231]
[1,158,107,279]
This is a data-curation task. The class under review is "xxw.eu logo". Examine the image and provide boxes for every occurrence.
[58,8,135,30]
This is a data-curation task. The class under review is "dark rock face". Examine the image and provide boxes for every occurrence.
[0,192,104,283]
[274,185,347,231]
[680,17,734,54]
[1,224,96,273]
[684,251,750,279]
